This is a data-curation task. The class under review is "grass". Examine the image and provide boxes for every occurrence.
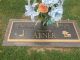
[63,0,80,26]
[0,0,80,60]
[1,48,80,60]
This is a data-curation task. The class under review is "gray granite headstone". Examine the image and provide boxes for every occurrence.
[3,19,80,47]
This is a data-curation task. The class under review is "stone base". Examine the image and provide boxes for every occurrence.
[3,19,80,47]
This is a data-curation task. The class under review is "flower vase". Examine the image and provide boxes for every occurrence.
[41,19,47,26]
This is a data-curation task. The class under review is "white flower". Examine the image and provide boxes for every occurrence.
[48,6,63,21]
[58,0,64,5]
[25,3,39,22]
[42,0,59,5]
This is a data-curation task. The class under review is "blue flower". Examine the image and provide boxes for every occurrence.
[48,6,63,22]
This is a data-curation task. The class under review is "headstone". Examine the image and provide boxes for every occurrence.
[3,19,80,47]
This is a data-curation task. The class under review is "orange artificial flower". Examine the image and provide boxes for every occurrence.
[38,3,48,13]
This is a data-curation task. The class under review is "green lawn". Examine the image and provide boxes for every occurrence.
[0,0,80,60]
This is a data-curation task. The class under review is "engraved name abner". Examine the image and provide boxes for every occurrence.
[34,30,56,39]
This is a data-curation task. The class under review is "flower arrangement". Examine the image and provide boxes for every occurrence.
[25,0,64,26]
